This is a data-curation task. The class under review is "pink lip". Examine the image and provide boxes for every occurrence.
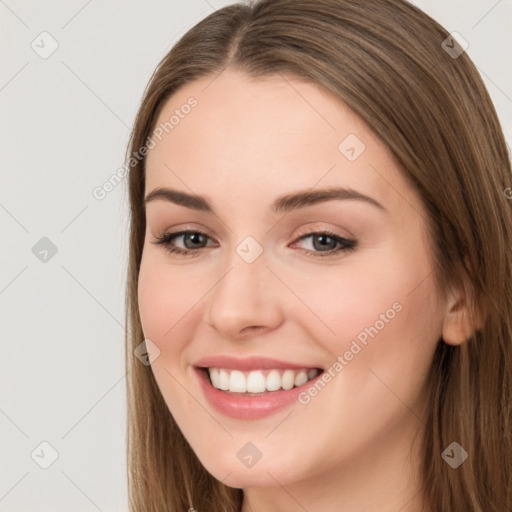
[193,363,323,420]
[193,355,320,371]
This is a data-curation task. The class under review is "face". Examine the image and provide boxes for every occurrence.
[138,70,445,489]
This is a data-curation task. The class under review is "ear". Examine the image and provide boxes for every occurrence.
[441,279,483,346]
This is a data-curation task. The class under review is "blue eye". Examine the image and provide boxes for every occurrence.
[151,230,356,258]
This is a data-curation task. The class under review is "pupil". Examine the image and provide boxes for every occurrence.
[185,232,205,248]
[313,235,335,251]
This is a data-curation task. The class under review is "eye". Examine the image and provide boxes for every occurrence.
[151,230,216,257]
[291,230,356,257]
[151,229,357,258]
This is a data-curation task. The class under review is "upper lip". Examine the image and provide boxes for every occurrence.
[193,355,322,371]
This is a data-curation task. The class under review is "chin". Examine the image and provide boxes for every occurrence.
[208,465,281,489]
[196,446,303,489]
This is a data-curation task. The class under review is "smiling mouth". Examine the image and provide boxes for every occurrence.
[202,367,323,395]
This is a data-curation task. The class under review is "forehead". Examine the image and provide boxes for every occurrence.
[144,70,421,219]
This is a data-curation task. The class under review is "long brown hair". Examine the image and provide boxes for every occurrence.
[124,1,512,510]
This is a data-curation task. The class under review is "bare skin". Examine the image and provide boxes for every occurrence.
[138,70,474,512]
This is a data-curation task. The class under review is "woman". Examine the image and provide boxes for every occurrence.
[124,0,512,510]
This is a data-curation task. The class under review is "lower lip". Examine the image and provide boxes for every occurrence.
[194,367,322,420]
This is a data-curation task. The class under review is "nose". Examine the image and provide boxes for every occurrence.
[203,251,285,341]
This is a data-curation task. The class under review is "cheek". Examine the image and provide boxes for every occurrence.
[290,243,441,369]
[137,258,200,411]
[137,256,198,352]
[287,258,409,342]
[286,251,441,452]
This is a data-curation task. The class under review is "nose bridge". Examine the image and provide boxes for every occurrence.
[204,237,283,338]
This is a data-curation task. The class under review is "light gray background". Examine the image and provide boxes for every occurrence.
[1,1,511,510]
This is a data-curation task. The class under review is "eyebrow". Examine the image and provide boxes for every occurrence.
[144,186,386,214]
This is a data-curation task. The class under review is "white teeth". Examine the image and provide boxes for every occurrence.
[246,370,266,393]
[294,371,309,387]
[207,367,320,394]
[308,369,319,380]
[229,370,247,392]
[210,368,220,388]
[282,370,295,390]
[266,370,281,391]
[218,369,229,390]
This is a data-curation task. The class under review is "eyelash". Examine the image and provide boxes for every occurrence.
[151,229,357,258]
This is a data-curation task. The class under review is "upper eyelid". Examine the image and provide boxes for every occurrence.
[157,219,352,237]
